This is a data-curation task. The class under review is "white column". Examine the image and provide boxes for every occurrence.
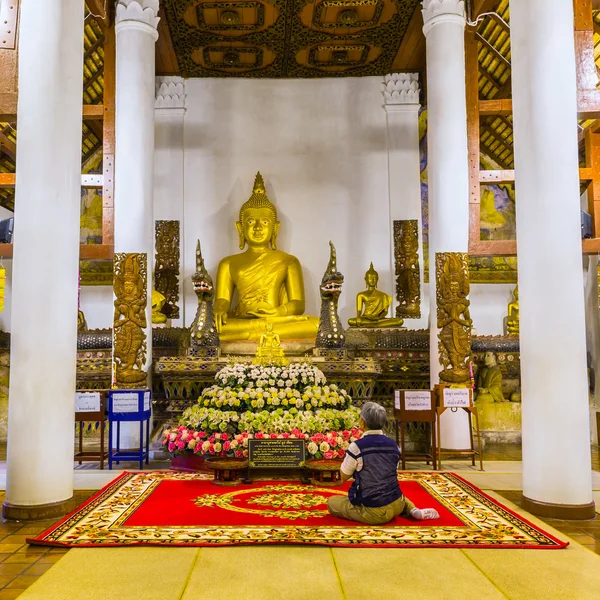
[422,0,470,449]
[511,0,594,517]
[154,77,186,327]
[4,0,84,517]
[114,0,160,379]
[382,73,427,329]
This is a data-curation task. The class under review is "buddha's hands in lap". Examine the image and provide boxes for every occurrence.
[214,310,227,332]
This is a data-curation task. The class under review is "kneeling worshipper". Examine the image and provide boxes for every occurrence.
[328,402,440,525]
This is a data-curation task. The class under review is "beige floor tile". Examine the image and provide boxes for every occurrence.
[333,547,508,600]
[182,547,344,600]
[17,547,198,600]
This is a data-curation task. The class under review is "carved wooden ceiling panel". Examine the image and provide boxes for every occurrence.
[162,0,420,77]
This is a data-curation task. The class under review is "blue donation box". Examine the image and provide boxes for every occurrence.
[107,389,151,470]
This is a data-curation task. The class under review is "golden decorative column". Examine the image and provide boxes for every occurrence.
[435,252,472,385]
[394,220,421,319]
[113,253,148,388]
[154,220,180,321]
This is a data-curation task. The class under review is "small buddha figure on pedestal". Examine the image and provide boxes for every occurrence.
[254,321,288,366]
[348,263,404,328]
[475,351,506,404]
[151,290,167,324]
[506,286,519,336]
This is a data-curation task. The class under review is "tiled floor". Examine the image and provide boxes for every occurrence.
[0,443,597,598]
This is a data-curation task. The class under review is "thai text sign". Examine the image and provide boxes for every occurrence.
[75,392,101,413]
[443,388,471,408]
[405,391,432,411]
[248,439,306,468]
[112,392,140,413]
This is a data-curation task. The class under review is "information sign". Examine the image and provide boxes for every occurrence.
[405,391,432,411]
[443,388,471,408]
[144,391,151,411]
[75,392,101,413]
[248,439,306,468]
[394,390,401,410]
[112,392,140,413]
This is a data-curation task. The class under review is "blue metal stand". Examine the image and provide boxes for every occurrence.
[108,389,151,470]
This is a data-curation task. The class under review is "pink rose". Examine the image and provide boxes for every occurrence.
[221,433,229,441]
[243,449,249,457]
[337,449,345,458]
[323,450,334,459]
[234,449,243,458]
[198,431,206,439]
[282,432,290,438]
[168,442,175,453]
[176,440,185,450]
[209,446,216,455]
[329,438,337,448]
[270,433,278,439]
[223,441,231,452]
[256,432,264,439]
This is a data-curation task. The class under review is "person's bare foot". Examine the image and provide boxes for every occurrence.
[410,508,440,520]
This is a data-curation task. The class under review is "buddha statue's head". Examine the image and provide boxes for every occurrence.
[365,263,379,288]
[513,285,518,301]
[236,172,280,250]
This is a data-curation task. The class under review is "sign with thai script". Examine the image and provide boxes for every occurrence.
[405,391,432,411]
[112,392,140,413]
[443,388,471,408]
[144,391,151,411]
[394,390,401,410]
[75,392,101,413]
[248,439,306,468]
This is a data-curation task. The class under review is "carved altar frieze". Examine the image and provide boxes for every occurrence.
[394,220,421,318]
[113,253,148,388]
[436,252,472,384]
[116,0,160,30]
[154,220,180,320]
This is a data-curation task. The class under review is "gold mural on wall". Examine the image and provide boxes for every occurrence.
[436,252,472,385]
[113,253,148,388]
[393,220,420,319]
[154,220,180,320]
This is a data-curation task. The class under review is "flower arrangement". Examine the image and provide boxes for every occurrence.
[162,425,363,460]
[163,360,362,460]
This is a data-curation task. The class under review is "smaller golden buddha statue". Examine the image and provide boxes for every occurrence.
[253,321,288,366]
[77,310,88,332]
[348,263,404,328]
[151,290,167,324]
[506,286,519,336]
[475,351,506,404]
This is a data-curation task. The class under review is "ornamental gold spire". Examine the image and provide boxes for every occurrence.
[238,172,278,222]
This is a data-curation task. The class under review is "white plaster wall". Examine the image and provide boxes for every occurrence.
[470,283,514,336]
[182,77,393,327]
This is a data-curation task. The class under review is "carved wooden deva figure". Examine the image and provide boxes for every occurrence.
[189,240,219,353]
[475,351,505,404]
[316,242,346,349]
[506,286,519,336]
[214,172,319,341]
[436,253,472,385]
[348,263,404,328]
[113,253,147,386]
[254,321,288,366]
[394,220,420,318]
[154,220,180,319]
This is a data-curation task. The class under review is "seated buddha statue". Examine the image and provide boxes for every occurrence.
[151,290,167,324]
[506,286,519,336]
[254,321,288,366]
[475,351,506,404]
[348,263,404,328]
[214,173,319,342]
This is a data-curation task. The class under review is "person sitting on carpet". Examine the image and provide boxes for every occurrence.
[327,401,440,525]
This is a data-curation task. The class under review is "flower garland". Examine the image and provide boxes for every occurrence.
[162,426,363,460]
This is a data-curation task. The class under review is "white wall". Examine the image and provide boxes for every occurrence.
[182,77,393,327]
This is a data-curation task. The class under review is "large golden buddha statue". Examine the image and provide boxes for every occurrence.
[214,173,319,342]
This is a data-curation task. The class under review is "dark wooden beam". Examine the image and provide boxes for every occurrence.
[86,0,109,27]
[392,4,426,73]
[0,132,16,162]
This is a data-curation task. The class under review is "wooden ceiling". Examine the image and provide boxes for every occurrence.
[159,0,421,78]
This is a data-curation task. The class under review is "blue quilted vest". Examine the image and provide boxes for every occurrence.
[347,434,402,508]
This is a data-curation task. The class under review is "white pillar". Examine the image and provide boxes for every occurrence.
[113,0,159,449]
[114,0,160,379]
[422,0,470,449]
[382,73,428,329]
[511,0,594,517]
[4,0,84,518]
[154,77,186,327]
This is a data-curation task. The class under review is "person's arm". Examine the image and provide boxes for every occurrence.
[339,443,359,482]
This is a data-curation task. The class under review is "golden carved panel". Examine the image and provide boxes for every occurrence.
[155,220,180,320]
[113,253,148,389]
[394,220,420,319]
[436,252,472,385]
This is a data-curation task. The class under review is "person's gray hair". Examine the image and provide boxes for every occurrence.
[360,402,387,430]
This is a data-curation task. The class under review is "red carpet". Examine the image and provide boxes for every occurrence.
[30,471,567,549]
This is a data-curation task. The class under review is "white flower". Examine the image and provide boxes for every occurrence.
[307,442,318,455]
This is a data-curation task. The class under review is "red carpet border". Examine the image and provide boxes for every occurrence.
[29,471,568,549]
